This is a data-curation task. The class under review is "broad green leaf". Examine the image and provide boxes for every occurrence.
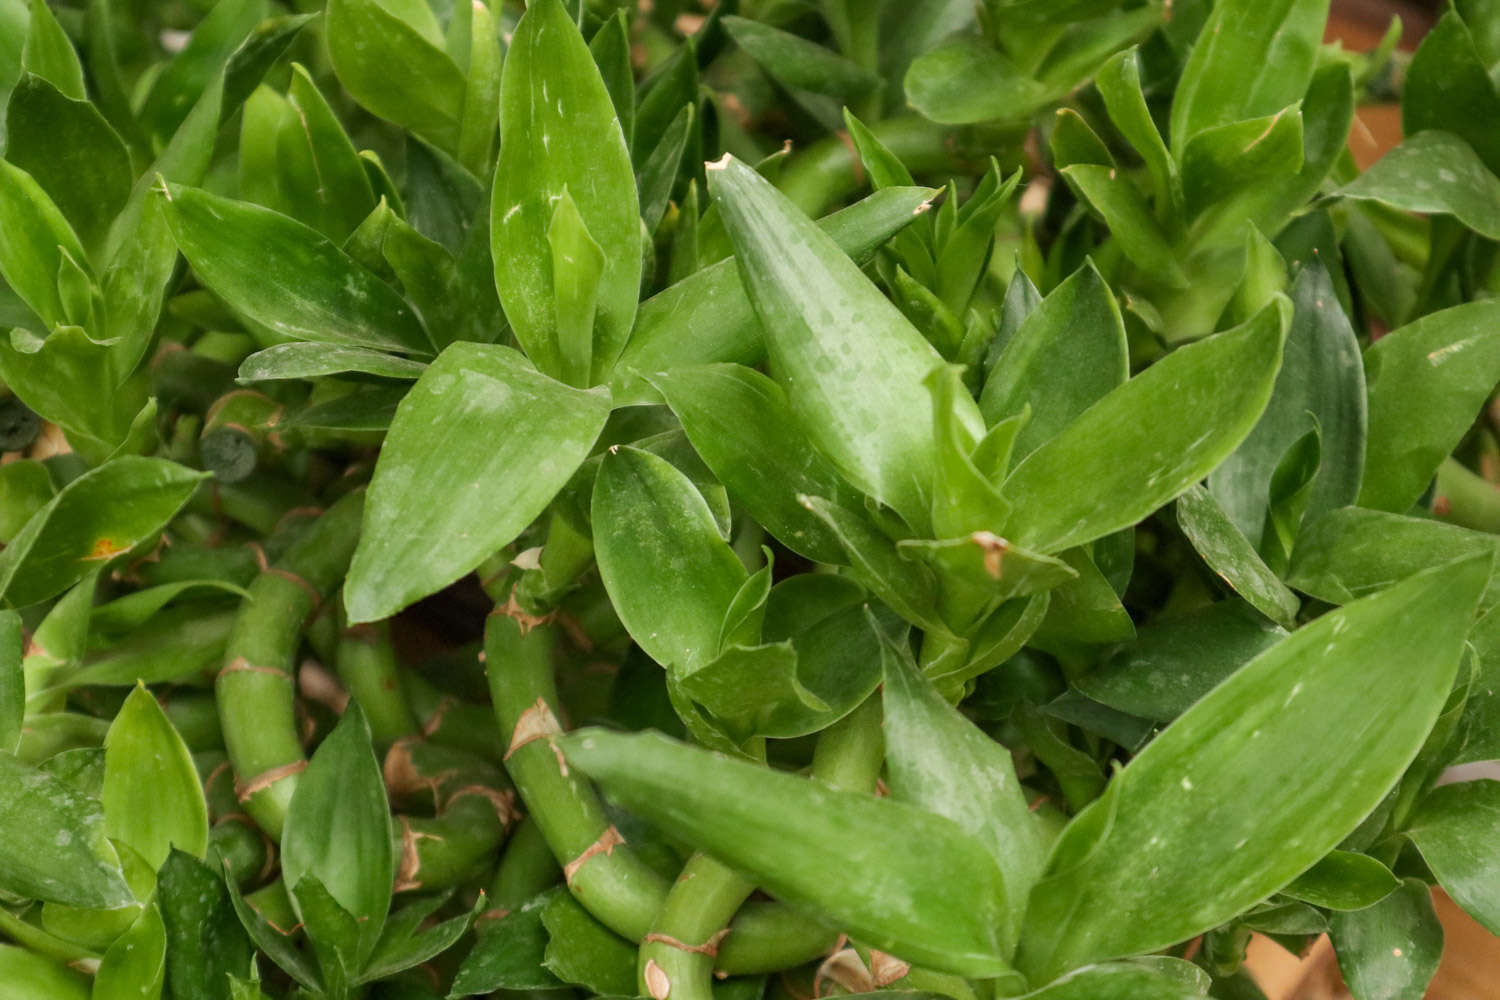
[724,16,879,103]
[0,460,53,542]
[1169,0,1329,156]
[1281,850,1400,911]
[289,875,359,993]
[679,642,824,740]
[19,0,82,100]
[1341,131,1500,240]
[345,343,610,622]
[1288,507,1500,606]
[138,0,264,145]
[1016,555,1488,981]
[980,260,1127,457]
[801,496,945,633]
[326,0,465,151]
[615,186,937,407]
[93,902,166,1000]
[593,447,747,671]
[1049,109,1112,169]
[237,343,427,382]
[1096,48,1182,220]
[1328,879,1444,1000]
[449,890,564,994]
[708,154,972,530]
[547,188,607,387]
[564,728,1015,978]
[1403,12,1500,177]
[1005,299,1288,554]
[881,627,1047,948]
[102,684,209,869]
[539,890,637,995]
[0,944,89,1000]
[0,158,88,329]
[492,0,639,384]
[742,602,887,739]
[898,534,1076,624]
[360,894,476,982]
[1209,260,1365,548]
[1405,779,1500,937]
[652,364,865,563]
[157,850,254,1000]
[281,703,394,966]
[1179,106,1304,220]
[0,609,19,752]
[221,14,318,118]
[0,456,204,608]
[285,63,378,242]
[164,184,432,355]
[1176,485,1300,628]
[1358,300,1500,512]
[4,75,132,259]
[1062,165,1187,286]
[1029,548,1135,651]
[0,751,132,908]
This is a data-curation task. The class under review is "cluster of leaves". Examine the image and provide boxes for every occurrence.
[2,0,1500,999]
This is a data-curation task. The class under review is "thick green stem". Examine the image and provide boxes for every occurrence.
[384,740,519,893]
[1435,457,1500,533]
[488,816,563,910]
[336,621,419,746]
[216,490,364,840]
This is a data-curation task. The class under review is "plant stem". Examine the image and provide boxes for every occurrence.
[336,620,418,746]
[1435,457,1500,533]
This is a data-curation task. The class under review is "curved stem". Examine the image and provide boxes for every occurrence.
[336,620,419,746]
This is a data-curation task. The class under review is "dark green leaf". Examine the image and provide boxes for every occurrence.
[1063,165,1187,285]
[1405,779,1500,936]
[238,343,427,382]
[345,343,610,622]
[158,850,254,1000]
[139,0,263,145]
[1016,555,1488,981]
[1328,879,1444,1000]
[1176,485,1300,628]
[1014,962,1205,999]
[1341,131,1500,240]
[0,610,18,753]
[539,890,637,996]
[724,17,879,102]
[1403,11,1500,176]
[1282,850,1399,911]
[1180,107,1304,220]
[361,895,476,982]
[450,890,565,994]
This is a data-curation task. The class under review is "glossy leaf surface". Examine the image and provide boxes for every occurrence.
[1328,879,1444,1000]
[0,751,132,908]
[101,684,209,869]
[1405,779,1500,937]
[1341,131,1500,240]
[345,343,610,622]
[1176,485,1299,628]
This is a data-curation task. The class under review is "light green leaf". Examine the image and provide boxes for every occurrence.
[1328,879,1444,1000]
[1062,165,1187,286]
[1405,779,1500,937]
[724,16,879,103]
[281,703,394,967]
[707,154,971,530]
[564,728,1015,978]
[0,158,89,330]
[1005,298,1288,554]
[593,446,747,671]
[237,343,427,382]
[345,343,609,622]
[1169,0,1330,156]
[1179,105,1304,219]
[93,902,166,1000]
[1281,850,1400,911]
[102,684,209,870]
[164,184,432,354]
[285,63,378,242]
[1403,12,1500,177]
[1096,47,1182,220]
[1359,300,1500,513]
[1016,555,1488,981]
[20,0,82,100]
[547,188,606,388]
[1340,131,1500,240]
[1176,485,1300,628]
[492,0,639,384]
[0,610,19,753]
[0,944,89,1000]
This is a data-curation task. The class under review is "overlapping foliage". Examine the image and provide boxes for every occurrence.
[2,1,1500,999]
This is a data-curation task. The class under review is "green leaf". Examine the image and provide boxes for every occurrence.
[881,626,1047,948]
[708,154,970,530]
[637,102,693,237]
[1015,555,1488,981]
[164,183,433,355]
[20,0,83,100]
[346,342,610,620]
[589,11,634,148]
[102,684,209,869]
[902,40,1055,125]
[593,446,747,671]
[0,610,19,753]
[157,850,254,1000]
[1062,165,1187,286]
[615,186,937,406]
[492,0,639,384]
[138,0,263,145]
[0,456,204,608]
[92,902,166,1000]
[1287,507,1500,607]
[1175,485,1300,628]
[742,602,887,739]
[224,879,321,992]
[285,62,378,242]
[980,259,1128,457]
[801,496,945,633]
[1340,131,1500,241]
[1029,547,1135,652]
[1358,300,1500,512]
[0,327,139,461]
[1179,106,1304,219]
[1403,11,1500,177]
[1405,779,1500,937]
[1328,879,1444,1000]
[563,728,1015,978]
[281,702,394,966]
[1096,47,1182,221]
[289,875,359,993]
[1208,260,1365,548]
[326,0,466,151]
[237,343,427,382]
[0,944,89,1000]
[1004,298,1288,554]
[652,364,865,563]
[1013,963,1207,999]
[723,16,879,103]
[0,158,89,330]
[539,890,637,995]
[360,894,476,982]
[1281,850,1400,911]
[4,75,132,259]
[0,750,132,908]
[449,890,564,994]
[1169,0,1329,156]
[547,188,607,387]
[455,0,502,177]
